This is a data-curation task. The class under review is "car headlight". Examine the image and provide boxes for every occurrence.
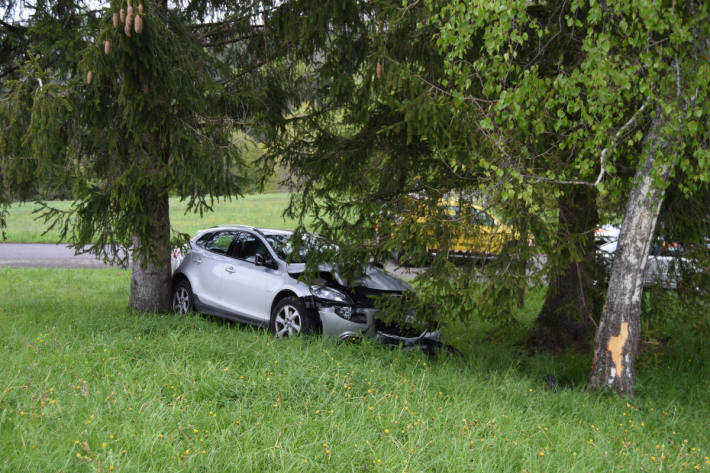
[309,285,353,305]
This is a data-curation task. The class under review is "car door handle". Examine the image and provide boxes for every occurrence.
[225,266,235,273]
[193,257,203,264]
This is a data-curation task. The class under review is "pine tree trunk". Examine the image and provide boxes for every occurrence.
[530,186,598,352]
[587,110,671,395]
[129,189,172,312]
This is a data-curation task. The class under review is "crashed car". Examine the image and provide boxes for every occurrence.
[170,226,440,345]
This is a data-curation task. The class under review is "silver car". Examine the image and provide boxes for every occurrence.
[170,225,440,344]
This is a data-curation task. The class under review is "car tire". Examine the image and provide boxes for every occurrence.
[172,279,194,315]
[270,297,313,338]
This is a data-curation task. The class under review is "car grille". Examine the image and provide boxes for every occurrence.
[351,287,403,309]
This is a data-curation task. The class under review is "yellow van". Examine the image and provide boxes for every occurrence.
[386,196,522,262]
[427,198,518,258]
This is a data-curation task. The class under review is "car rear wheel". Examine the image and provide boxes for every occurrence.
[270,297,313,338]
[172,279,194,315]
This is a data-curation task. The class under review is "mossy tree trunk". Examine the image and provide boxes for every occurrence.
[129,188,172,312]
[530,186,599,353]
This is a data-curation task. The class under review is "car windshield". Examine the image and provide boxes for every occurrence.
[263,232,331,264]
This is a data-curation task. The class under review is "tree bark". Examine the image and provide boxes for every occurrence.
[530,186,599,353]
[129,188,172,312]
[588,110,671,395]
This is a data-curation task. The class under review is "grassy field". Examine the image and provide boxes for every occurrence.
[2,193,299,243]
[1,267,709,472]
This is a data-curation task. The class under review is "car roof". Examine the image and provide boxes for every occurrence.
[196,225,294,236]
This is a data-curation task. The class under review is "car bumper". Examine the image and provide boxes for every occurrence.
[317,306,377,339]
[316,305,441,344]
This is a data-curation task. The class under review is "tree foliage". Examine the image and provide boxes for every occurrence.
[1,0,291,309]
[263,0,709,392]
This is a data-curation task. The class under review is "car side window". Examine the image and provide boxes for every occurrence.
[471,209,496,227]
[229,232,269,263]
[204,231,236,255]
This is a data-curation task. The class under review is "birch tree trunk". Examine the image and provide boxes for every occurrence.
[587,109,671,395]
[129,189,172,312]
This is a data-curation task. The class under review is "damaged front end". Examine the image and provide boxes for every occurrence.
[296,265,441,344]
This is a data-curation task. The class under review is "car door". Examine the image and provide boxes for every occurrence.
[189,230,238,311]
[217,231,283,321]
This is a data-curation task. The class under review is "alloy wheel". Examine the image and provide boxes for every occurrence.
[274,304,302,337]
[173,287,191,314]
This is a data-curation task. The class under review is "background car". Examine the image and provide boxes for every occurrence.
[171,226,441,344]
[595,225,697,289]
[384,195,524,265]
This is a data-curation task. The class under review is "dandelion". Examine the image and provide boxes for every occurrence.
[539,451,544,457]
[326,449,331,455]
[384,429,390,434]
[109,434,114,439]
[101,442,107,448]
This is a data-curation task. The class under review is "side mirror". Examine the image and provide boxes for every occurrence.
[255,254,277,269]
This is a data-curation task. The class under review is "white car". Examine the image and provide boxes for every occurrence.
[170,226,441,345]
[596,226,695,289]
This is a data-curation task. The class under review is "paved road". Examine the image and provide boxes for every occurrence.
[0,243,422,278]
[0,243,119,269]
[0,243,544,282]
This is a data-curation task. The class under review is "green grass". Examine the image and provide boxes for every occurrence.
[2,193,299,243]
[2,268,709,472]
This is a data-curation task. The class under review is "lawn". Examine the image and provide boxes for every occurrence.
[2,193,300,243]
[1,267,709,472]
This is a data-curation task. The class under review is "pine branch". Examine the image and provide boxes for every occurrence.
[202,29,265,48]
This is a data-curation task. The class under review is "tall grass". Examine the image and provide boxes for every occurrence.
[1,267,708,472]
[2,193,300,244]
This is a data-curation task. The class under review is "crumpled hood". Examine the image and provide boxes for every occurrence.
[287,263,411,292]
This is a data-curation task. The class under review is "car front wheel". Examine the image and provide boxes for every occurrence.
[270,297,313,338]
[172,279,194,315]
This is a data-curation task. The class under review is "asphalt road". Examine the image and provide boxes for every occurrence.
[0,243,544,282]
[0,243,422,279]
[0,243,119,269]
